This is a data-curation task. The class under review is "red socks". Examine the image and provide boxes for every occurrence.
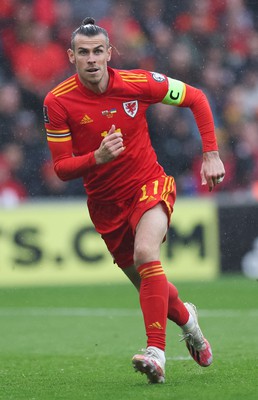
[138,261,168,351]
[137,262,190,351]
[167,282,189,326]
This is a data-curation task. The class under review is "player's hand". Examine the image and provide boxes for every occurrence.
[200,151,225,192]
[94,125,125,164]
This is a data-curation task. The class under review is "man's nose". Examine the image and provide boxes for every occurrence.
[87,53,96,63]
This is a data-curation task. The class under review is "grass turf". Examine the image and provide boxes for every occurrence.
[0,276,257,400]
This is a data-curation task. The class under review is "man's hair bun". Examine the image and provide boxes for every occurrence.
[71,17,110,49]
[82,17,95,26]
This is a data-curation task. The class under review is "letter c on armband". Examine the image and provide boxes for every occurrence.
[169,90,180,101]
[162,77,185,106]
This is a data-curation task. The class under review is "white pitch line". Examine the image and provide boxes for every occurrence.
[167,356,192,361]
[0,308,257,317]
[0,308,140,317]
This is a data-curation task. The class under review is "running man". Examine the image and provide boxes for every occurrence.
[43,17,225,384]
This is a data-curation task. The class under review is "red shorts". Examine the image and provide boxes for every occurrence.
[87,174,176,269]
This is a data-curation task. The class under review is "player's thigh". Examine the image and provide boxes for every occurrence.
[136,203,168,245]
[134,203,168,264]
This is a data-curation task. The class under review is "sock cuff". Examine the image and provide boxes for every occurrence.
[137,261,164,279]
[181,313,194,331]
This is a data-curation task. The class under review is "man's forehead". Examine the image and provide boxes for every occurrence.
[74,33,107,49]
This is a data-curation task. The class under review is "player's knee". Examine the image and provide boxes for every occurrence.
[133,242,158,268]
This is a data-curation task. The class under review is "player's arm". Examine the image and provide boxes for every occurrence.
[162,78,225,191]
[44,98,95,180]
[44,98,124,181]
[47,126,124,181]
[47,140,96,181]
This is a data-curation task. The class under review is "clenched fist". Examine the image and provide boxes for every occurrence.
[94,125,125,164]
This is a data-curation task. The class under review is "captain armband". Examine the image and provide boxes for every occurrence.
[162,78,186,106]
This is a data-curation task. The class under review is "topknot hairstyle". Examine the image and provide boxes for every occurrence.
[71,17,110,50]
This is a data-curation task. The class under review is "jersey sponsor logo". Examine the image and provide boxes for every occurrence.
[123,101,138,118]
[102,109,117,118]
[43,106,50,123]
[151,72,165,82]
[80,114,93,124]
[101,128,121,137]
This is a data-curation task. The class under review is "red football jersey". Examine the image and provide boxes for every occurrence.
[43,67,217,201]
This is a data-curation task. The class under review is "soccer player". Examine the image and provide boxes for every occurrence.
[43,17,225,384]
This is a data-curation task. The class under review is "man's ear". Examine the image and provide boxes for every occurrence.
[67,48,75,64]
[107,46,112,62]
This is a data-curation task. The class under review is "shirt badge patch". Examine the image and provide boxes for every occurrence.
[151,72,165,82]
[123,101,138,118]
[43,105,50,123]
[102,109,117,118]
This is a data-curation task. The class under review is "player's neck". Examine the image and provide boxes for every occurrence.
[79,73,110,94]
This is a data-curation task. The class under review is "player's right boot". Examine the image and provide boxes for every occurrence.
[180,302,213,367]
[132,346,165,383]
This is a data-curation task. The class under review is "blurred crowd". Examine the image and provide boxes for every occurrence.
[1,0,258,206]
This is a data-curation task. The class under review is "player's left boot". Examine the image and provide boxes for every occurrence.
[180,302,213,367]
[132,346,165,383]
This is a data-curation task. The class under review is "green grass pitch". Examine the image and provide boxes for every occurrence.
[0,276,257,400]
